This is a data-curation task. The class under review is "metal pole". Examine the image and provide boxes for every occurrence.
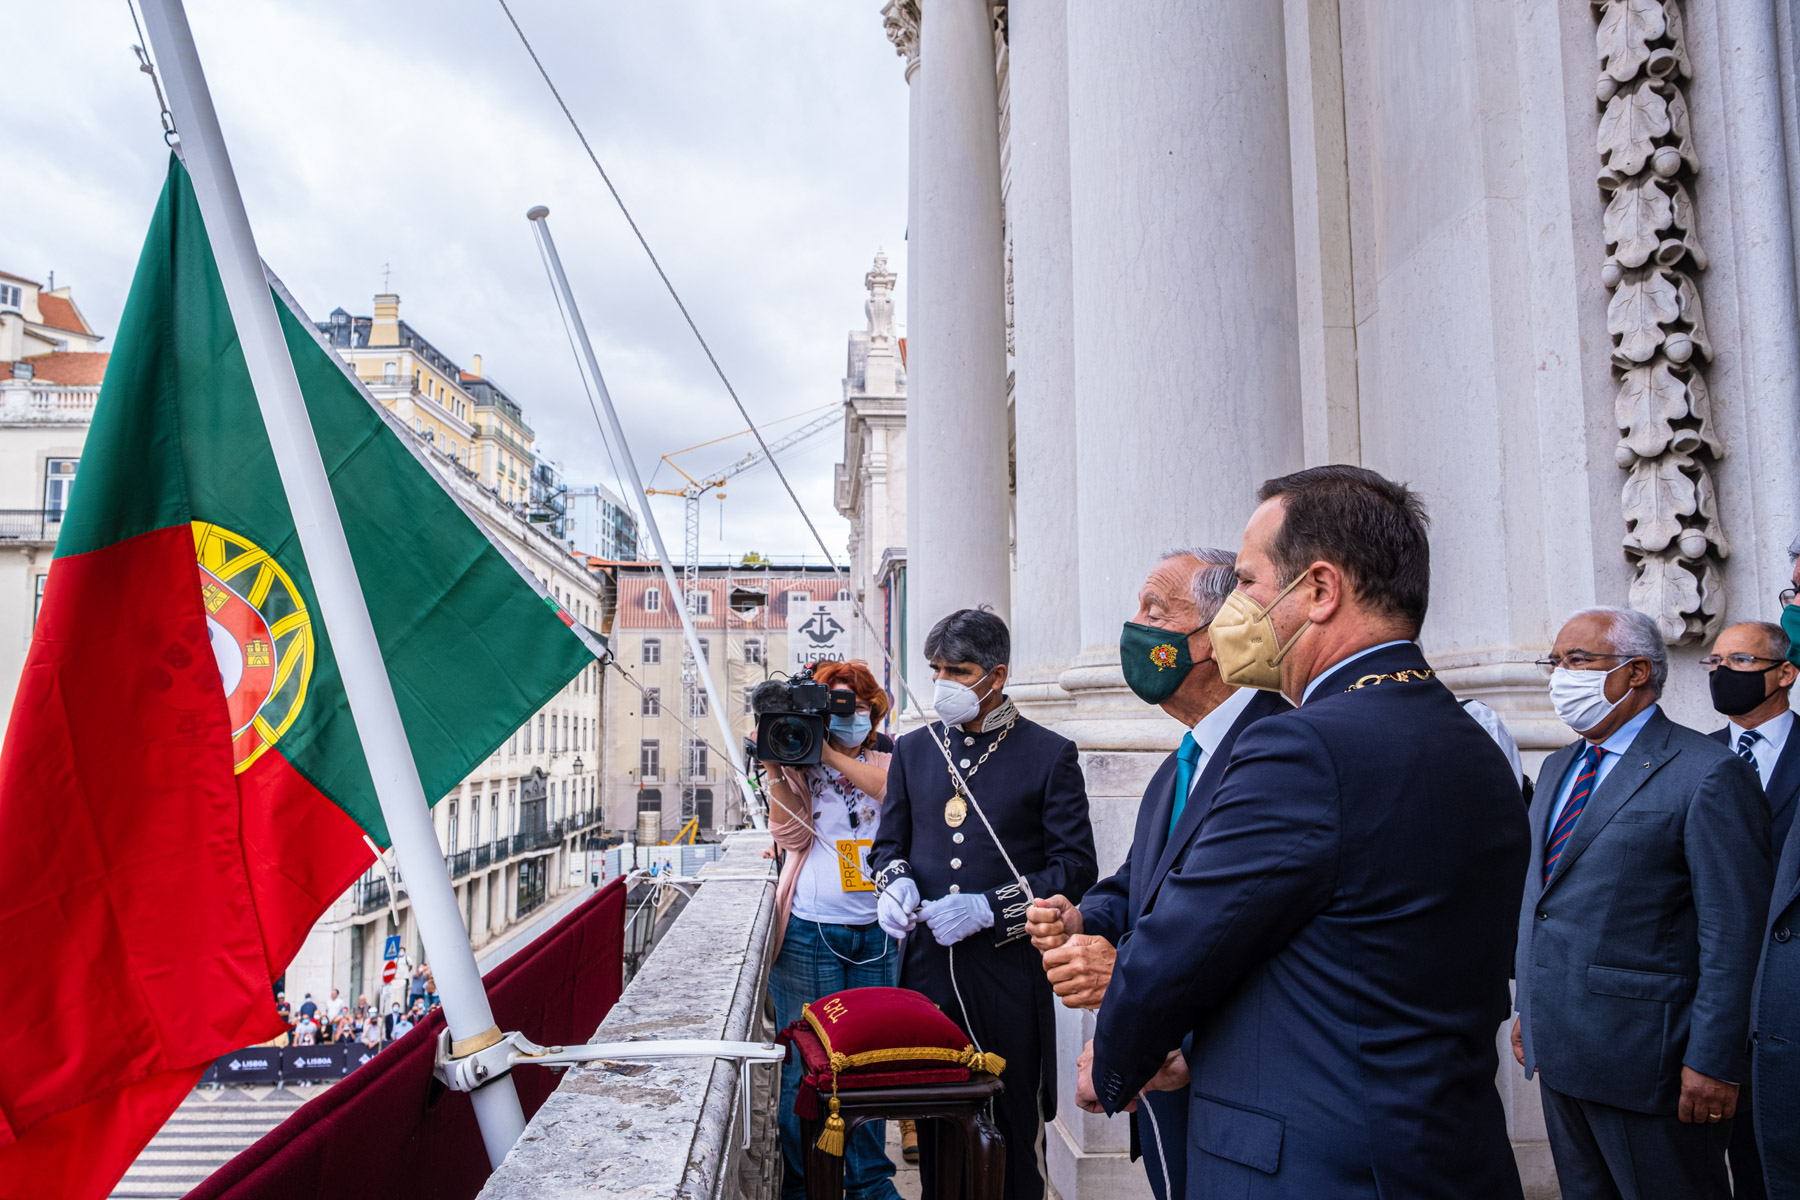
[137,0,527,1166]
[527,207,763,829]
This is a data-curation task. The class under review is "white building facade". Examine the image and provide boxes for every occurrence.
[834,252,909,696]
[878,1,1800,1196]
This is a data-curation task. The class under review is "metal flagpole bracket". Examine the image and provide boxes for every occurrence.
[432,1030,786,1148]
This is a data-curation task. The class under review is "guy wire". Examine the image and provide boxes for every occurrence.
[501,0,1031,900]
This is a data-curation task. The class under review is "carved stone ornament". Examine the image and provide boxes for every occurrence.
[1594,0,1724,644]
[882,0,920,65]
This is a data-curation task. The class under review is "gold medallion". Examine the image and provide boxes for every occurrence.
[944,794,968,828]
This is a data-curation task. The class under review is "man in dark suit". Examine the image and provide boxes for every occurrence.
[1082,465,1530,1198]
[1022,547,1289,1200]
[1754,572,1800,1199]
[1754,779,1800,1200]
[1514,607,1771,1200]
[871,607,1097,1200]
[1704,620,1798,1199]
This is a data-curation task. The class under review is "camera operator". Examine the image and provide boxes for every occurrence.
[761,659,904,1200]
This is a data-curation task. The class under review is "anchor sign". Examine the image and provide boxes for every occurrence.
[798,606,846,646]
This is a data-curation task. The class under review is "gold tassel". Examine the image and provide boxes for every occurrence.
[816,1094,846,1157]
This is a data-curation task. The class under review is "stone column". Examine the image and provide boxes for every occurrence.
[1713,0,1800,607]
[1060,1,1305,756]
[884,2,925,709]
[904,0,1012,695]
[1046,4,1304,1197]
[1006,0,1081,724]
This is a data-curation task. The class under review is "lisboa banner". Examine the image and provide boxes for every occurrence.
[786,599,852,674]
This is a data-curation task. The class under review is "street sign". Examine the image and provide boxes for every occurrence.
[382,934,402,961]
[382,959,398,985]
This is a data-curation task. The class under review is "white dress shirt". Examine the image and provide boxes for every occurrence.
[1549,704,1658,833]
[1725,706,1793,788]
[1184,686,1257,796]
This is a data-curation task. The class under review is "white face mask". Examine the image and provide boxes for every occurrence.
[1548,661,1631,734]
[932,670,993,727]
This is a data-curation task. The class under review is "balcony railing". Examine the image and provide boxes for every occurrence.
[447,849,471,880]
[473,842,492,871]
[0,380,100,422]
[352,876,390,916]
[0,510,60,542]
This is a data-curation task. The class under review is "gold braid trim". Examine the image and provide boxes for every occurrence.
[801,1004,1007,1076]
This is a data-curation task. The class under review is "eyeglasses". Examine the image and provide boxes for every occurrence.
[1532,651,1634,675]
[1781,588,1797,608]
[1700,653,1784,671]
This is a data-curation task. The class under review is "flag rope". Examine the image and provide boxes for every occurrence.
[503,12,1033,902]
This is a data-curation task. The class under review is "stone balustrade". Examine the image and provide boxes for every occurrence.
[478,830,782,1200]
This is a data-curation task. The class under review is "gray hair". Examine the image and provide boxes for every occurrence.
[1571,606,1669,697]
[1160,547,1239,625]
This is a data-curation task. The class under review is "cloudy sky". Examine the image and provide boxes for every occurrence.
[7,0,910,562]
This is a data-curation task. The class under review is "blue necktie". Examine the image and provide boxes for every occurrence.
[1737,729,1762,770]
[1546,743,1605,880]
[1168,732,1202,838]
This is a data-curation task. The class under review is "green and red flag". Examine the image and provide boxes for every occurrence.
[0,156,597,1198]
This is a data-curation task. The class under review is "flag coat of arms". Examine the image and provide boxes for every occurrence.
[0,156,596,1197]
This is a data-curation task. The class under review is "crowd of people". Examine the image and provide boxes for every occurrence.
[271,963,442,1052]
[763,463,1800,1200]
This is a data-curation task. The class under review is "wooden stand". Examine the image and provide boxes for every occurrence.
[799,1074,1005,1200]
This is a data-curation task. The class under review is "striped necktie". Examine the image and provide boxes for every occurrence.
[1737,729,1762,769]
[1168,732,1202,838]
[1546,743,1605,880]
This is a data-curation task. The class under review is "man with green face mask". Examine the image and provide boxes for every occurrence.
[1080,465,1531,1199]
[1025,547,1287,1200]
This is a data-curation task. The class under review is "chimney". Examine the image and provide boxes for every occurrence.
[369,293,401,347]
[471,353,483,378]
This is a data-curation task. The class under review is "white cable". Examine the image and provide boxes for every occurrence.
[1140,1090,1173,1200]
[498,2,1031,902]
[946,944,984,1058]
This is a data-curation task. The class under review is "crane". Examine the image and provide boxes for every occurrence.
[644,407,841,827]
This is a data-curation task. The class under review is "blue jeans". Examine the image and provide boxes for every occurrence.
[768,914,901,1200]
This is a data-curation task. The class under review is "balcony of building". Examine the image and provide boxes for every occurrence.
[477,830,781,1200]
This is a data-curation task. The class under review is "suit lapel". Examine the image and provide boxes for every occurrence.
[1144,691,1283,900]
[1542,711,1677,894]
[1764,730,1800,831]
[1131,755,1180,917]
[1531,741,1580,893]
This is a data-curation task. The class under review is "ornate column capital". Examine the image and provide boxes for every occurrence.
[882,0,921,77]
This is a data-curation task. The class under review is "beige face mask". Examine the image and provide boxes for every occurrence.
[1210,574,1313,692]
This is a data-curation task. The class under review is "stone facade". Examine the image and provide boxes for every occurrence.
[833,252,909,688]
[878,2,1800,1197]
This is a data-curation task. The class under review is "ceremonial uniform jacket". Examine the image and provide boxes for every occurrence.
[1091,642,1530,1199]
[871,708,1096,941]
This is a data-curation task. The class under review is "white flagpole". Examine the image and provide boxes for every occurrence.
[138,0,527,1167]
[527,207,763,829]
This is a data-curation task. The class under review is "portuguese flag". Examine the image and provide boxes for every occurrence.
[0,156,596,1197]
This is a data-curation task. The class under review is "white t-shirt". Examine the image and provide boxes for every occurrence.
[789,758,885,925]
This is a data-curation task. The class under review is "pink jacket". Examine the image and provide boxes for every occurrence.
[766,750,891,960]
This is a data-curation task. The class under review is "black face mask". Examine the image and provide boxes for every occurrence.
[1709,663,1776,717]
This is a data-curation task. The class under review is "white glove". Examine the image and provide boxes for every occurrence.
[877,878,922,940]
[919,893,995,946]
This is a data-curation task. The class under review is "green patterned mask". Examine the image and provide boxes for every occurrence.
[1119,621,1203,705]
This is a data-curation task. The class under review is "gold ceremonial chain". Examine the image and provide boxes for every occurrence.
[943,716,1017,828]
[1343,668,1436,692]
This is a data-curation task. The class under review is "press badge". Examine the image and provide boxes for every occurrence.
[837,839,875,892]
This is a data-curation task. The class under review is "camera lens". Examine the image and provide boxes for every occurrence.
[765,715,817,762]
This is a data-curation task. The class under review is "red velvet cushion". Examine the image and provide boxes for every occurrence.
[776,987,1005,1119]
[803,987,984,1070]
[781,1022,973,1120]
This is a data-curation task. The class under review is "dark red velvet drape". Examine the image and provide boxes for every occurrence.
[188,878,627,1200]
